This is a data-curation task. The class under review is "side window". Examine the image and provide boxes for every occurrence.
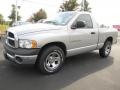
[76,14,93,28]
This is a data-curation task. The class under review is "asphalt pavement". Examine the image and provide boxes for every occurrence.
[0,39,120,90]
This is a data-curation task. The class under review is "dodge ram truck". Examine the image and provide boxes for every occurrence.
[3,11,118,74]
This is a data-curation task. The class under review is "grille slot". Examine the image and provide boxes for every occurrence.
[7,32,15,47]
[8,39,15,47]
[8,32,14,38]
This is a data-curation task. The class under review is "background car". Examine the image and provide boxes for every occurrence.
[37,19,46,23]
[12,21,31,27]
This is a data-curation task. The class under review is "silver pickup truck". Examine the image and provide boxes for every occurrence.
[3,11,118,74]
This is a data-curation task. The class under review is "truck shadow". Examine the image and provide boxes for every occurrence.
[0,51,114,90]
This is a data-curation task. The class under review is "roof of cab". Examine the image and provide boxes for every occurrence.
[61,11,91,15]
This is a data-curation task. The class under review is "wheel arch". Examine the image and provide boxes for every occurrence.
[105,37,113,43]
[38,41,67,57]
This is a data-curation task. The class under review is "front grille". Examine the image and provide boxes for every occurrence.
[7,32,15,47]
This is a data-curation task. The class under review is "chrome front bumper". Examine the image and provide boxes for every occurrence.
[4,51,38,64]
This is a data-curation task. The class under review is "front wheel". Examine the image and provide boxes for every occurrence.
[36,46,65,74]
[99,41,112,58]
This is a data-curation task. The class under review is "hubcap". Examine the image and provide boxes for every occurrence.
[105,44,111,55]
[44,51,62,72]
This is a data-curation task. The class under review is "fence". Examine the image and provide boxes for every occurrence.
[0,24,9,40]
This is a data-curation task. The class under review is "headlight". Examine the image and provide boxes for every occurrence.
[19,39,37,48]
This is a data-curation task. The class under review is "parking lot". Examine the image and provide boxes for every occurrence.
[0,39,120,90]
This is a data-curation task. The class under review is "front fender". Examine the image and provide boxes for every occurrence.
[18,29,69,50]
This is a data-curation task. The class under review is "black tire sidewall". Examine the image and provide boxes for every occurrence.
[99,41,112,57]
[37,46,65,74]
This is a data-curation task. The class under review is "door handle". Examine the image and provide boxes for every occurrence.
[91,32,96,34]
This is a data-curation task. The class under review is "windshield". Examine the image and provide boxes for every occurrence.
[44,12,76,26]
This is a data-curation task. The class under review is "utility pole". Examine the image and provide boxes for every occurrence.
[82,0,85,11]
[15,0,18,23]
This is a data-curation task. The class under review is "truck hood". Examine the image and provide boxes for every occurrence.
[8,23,65,35]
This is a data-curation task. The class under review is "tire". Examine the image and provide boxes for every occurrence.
[36,45,65,74]
[99,40,112,58]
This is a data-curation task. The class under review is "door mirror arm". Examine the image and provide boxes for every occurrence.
[71,25,77,29]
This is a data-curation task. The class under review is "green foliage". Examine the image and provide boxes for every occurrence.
[8,4,21,24]
[0,24,9,32]
[0,14,9,25]
[80,0,91,12]
[28,9,47,22]
[0,14,4,22]
[59,0,79,12]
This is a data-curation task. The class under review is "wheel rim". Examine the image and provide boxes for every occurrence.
[105,43,111,55]
[44,50,63,72]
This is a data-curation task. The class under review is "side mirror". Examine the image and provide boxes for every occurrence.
[71,21,86,29]
[76,21,85,28]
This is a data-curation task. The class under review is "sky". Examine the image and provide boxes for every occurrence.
[0,0,120,26]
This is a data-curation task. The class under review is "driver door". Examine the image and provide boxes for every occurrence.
[69,14,98,55]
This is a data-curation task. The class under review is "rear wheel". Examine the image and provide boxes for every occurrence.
[99,40,112,58]
[36,46,65,74]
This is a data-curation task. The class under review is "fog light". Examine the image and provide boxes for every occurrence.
[16,57,23,63]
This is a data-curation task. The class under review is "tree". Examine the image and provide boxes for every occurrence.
[28,9,47,22]
[0,14,3,21]
[27,16,33,22]
[59,0,79,12]
[80,0,91,12]
[100,24,109,28]
[0,14,6,25]
[8,4,21,24]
